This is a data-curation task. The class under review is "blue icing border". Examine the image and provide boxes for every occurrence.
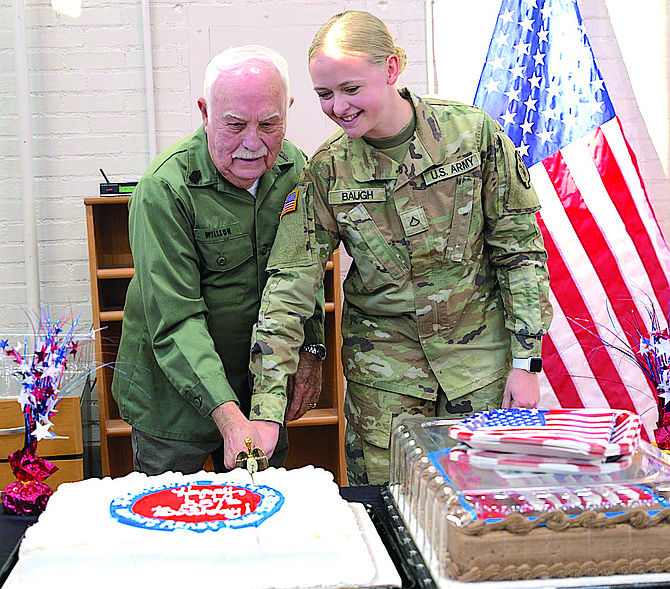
[109,480,284,532]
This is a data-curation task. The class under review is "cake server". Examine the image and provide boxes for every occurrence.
[234,436,269,484]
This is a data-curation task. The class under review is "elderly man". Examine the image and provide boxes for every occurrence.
[112,45,325,474]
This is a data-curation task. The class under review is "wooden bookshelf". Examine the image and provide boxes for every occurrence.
[0,395,84,490]
[84,196,346,484]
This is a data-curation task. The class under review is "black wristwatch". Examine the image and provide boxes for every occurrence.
[512,357,543,373]
[300,343,327,361]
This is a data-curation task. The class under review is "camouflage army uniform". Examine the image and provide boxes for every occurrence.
[250,89,552,484]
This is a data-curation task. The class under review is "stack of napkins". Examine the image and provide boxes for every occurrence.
[448,408,642,474]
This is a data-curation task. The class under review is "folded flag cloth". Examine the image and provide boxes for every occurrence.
[448,446,634,475]
[448,408,642,460]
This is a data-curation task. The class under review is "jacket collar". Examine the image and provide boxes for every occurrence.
[185,125,297,197]
[347,89,447,189]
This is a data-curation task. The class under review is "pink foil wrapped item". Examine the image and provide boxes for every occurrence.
[658,406,670,428]
[654,425,670,451]
[1,444,58,516]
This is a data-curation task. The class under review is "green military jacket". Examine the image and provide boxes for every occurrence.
[250,90,552,423]
[112,126,324,441]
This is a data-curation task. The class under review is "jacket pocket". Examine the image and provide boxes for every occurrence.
[338,204,409,291]
[194,230,253,306]
[444,176,475,263]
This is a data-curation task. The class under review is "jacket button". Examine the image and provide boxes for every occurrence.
[193,397,202,408]
[216,255,227,266]
[260,245,268,255]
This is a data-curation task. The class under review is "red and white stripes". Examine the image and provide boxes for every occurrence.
[535,117,670,440]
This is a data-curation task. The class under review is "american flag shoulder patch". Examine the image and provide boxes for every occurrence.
[279,189,298,220]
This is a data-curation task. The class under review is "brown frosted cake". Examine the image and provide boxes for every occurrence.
[389,413,670,584]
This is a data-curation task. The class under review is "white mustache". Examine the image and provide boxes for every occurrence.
[232,146,268,159]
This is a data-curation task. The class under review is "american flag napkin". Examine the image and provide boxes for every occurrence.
[449,446,633,475]
[448,408,641,459]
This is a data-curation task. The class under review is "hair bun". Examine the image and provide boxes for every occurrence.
[394,45,408,74]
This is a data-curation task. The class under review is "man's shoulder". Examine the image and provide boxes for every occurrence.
[143,129,200,180]
[277,139,308,168]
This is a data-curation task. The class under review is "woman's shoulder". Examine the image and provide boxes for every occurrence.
[416,94,499,143]
[420,94,489,119]
[309,129,350,160]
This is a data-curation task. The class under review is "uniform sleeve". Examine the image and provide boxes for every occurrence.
[281,141,325,349]
[480,118,553,358]
[128,176,238,416]
[249,163,339,423]
[302,285,325,346]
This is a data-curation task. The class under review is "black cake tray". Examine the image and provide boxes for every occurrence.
[347,485,670,589]
[341,484,436,589]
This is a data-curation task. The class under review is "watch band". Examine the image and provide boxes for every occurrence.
[512,357,543,373]
[300,343,327,361]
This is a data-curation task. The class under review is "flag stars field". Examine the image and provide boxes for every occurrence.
[473,0,670,440]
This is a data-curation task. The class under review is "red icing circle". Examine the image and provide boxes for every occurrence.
[132,485,262,523]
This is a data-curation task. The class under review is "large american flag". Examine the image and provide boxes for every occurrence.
[473,0,670,440]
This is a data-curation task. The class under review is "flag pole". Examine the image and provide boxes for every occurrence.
[424,0,437,95]
[13,0,41,315]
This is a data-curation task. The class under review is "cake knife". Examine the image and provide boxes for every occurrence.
[234,437,269,485]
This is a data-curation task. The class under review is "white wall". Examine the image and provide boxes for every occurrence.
[1,0,668,334]
[0,0,425,332]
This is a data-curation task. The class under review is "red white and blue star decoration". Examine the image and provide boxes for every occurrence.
[1,309,83,447]
[1,309,91,515]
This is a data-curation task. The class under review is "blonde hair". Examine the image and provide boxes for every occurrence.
[203,45,290,108]
[309,11,408,74]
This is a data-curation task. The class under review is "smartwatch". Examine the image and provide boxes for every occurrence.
[512,357,543,373]
[300,343,327,361]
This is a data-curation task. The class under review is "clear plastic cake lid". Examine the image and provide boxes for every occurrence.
[389,413,670,527]
[388,412,670,587]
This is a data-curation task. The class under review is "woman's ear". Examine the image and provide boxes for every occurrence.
[386,54,400,85]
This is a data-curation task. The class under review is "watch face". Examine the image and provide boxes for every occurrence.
[529,357,543,372]
[303,344,326,360]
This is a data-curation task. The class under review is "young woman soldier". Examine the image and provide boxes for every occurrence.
[250,11,552,485]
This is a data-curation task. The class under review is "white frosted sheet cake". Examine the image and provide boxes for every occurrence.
[11,465,399,589]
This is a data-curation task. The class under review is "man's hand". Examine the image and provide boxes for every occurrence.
[502,368,541,409]
[285,351,323,422]
[211,402,279,469]
[254,420,280,456]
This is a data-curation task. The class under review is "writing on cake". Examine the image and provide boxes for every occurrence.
[139,485,262,521]
[110,481,284,532]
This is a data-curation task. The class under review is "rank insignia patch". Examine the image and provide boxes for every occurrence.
[516,151,532,189]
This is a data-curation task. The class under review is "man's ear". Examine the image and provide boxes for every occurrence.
[197,97,208,128]
[386,54,400,86]
[288,96,295,109]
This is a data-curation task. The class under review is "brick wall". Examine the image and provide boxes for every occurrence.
[0,0,424,333]
[1,0,668,336]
